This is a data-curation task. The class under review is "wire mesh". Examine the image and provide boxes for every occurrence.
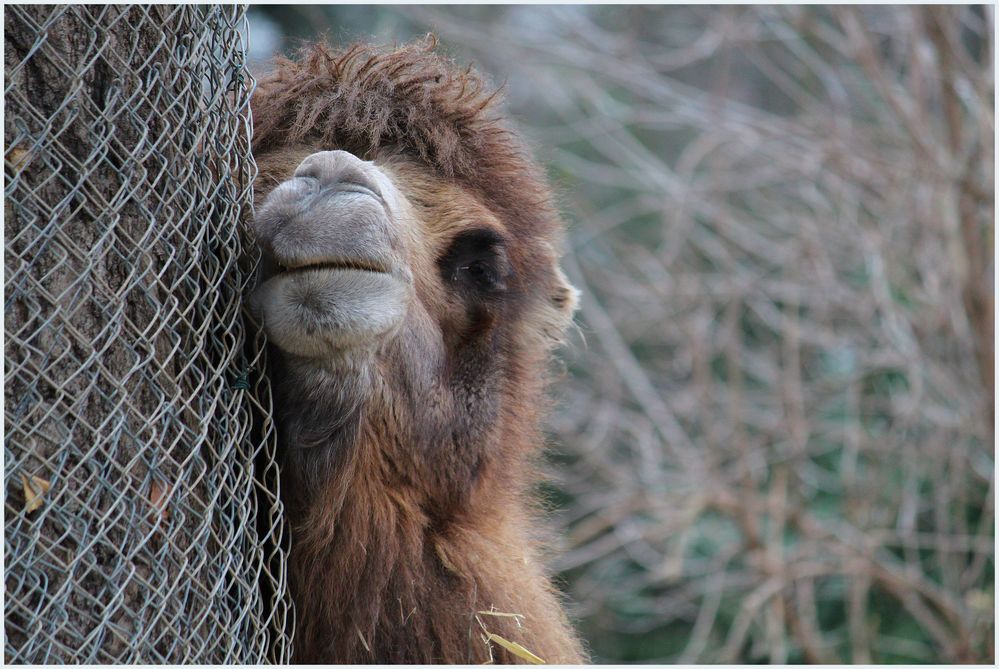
[4,5,292,663]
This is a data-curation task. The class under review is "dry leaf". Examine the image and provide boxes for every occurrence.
[8,148,29,169]
[485,633,546,664]
[21,473,51,513]
[148,480,170,520]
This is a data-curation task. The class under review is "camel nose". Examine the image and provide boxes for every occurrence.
[293,150,384,199]
[252,148,406,282]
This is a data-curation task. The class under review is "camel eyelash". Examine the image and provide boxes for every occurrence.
[455,259,502,290]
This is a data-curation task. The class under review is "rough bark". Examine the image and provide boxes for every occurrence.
[4,5,285,662]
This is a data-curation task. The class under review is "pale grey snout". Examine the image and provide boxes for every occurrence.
[253,151,402,275]
[250,150,414,358]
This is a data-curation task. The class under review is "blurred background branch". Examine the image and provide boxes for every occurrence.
[247,5,994,663]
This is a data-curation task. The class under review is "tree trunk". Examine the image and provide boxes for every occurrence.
[4,5,290,662]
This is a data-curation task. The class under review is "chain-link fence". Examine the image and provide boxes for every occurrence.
[5,5,292,662]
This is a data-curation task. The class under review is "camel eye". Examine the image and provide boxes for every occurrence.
[439,228,509,294]
[458,259,507,293]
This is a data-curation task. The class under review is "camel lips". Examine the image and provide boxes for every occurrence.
[276,258,387,275]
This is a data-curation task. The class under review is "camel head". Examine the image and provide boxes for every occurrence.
[249,42,579,519]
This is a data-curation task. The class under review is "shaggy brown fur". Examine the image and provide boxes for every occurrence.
[251,38,586,664]
[252,38,557,244]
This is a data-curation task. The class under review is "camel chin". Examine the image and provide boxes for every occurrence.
[251,268,409,358]
[250,150,414,359]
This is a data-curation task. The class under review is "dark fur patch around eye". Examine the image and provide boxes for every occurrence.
[438,228,510,295]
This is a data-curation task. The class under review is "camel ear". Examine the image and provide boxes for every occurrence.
[536,263,580,346]
[551,265,580,322]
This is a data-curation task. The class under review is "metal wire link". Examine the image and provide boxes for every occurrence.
[4,5,292,663]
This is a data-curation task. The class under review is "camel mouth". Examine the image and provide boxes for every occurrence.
[276,258,390,276]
